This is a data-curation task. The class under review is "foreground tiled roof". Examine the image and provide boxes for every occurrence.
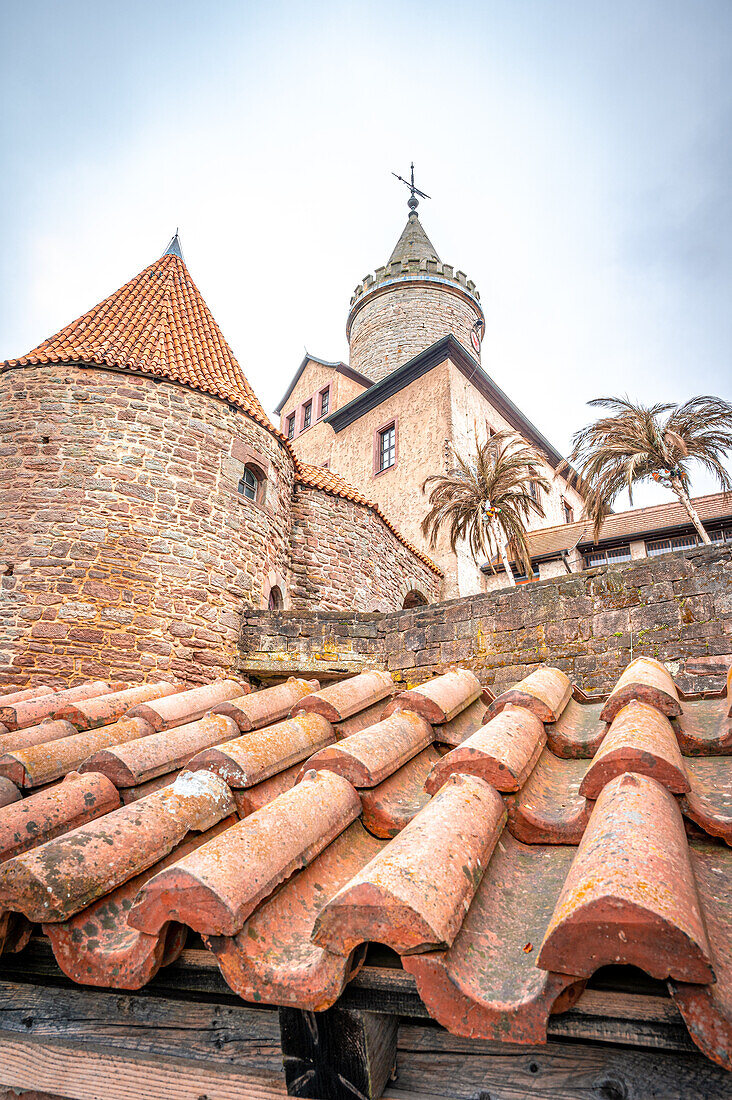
[294,461,443,576]
[529,491,732,558]
[1,249,276,433]
[0,658,729,1073]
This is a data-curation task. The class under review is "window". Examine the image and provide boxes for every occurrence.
[238,465,260,502]
[319,387,330,418]
[378,424,396,472]
[302,401,312,430]
[286,414,295,440]
[402,590,428,609]
[647,533,701,557]
[528,480,540,504]
[562,499,574,524]
[267,585,283,610]
[583,545,632,568]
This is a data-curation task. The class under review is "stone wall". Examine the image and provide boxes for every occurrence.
[347,281,482,383]
[239,545,732,694]
[288,485,442,614]
[0,365,294,688]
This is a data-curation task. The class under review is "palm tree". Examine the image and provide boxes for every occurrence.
[421,428,551,586]
[565,395,732,543]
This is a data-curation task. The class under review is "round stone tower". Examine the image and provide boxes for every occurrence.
[0,236,295,688]
[346,197,484,382]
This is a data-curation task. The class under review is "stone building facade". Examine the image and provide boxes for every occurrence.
[277,201,585,599]
[0,239,440,687]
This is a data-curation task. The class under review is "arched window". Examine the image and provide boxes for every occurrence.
[402,590,428,609]
[238,465,261,503]
[268,585,283,610]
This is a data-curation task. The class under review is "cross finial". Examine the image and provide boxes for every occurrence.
[391,163,431,217]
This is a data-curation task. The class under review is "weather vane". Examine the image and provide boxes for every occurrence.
[392,162,431,214]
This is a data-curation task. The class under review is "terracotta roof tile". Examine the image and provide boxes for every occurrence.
[2,253,275,432]
[0,660,729,1071]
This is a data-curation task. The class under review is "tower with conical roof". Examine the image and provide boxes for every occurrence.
[346,188,484,382]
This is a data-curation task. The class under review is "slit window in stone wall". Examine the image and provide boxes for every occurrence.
[268,585,283,610]
[238,465,261,503]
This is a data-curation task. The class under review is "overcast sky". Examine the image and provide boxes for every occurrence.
[2,0,731,507]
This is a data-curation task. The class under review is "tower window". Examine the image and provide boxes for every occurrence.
[319,387,330,417]
[286,413,295,439]
[374,421,397,475]
[268,585,283,610]
[238,465,261,502]
[302,401,312,430]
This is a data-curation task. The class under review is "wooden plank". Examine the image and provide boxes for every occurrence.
[0,1034,287,1100]
[0,980,282,1074]
[390,1028,732,1100]
[279,1007,398,1099]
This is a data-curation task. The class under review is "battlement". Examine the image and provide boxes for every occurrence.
[350,258,481,308]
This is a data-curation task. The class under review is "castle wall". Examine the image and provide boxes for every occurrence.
[0,365,294,688]
[289,486,441,612]
[348,281,481,382]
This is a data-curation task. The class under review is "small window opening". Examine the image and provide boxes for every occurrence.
[528,480,539,503]
[379,424,396,472]
[402,590,428,609]
[238,466,260,502]
[302,401,312,430]
[319,388,330,417]
[268,585,283,610]
[562,499,574,524]
[286,414,295,440]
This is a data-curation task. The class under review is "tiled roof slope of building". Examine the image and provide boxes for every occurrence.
[0,658,729,1080]
[294,460,443,576]
[528,490,732,559]
[2,244,275,433]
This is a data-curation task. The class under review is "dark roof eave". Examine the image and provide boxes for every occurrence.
[325,334,573,474]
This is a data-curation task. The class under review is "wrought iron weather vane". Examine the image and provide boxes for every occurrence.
[392,162,431,214]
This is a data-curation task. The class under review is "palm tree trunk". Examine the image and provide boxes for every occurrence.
[669,476,711,544]
[494,521,516,586]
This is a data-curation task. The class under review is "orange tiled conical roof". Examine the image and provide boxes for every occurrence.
[2,241,274,431]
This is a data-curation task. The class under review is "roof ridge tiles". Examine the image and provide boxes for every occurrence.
[600,657,681,724]
[126,678,247,731]
[537,771,714,983]
[212,678,319,732]
[189,713,335,788]
[291,671,394,723]
[300,711,433,788]
[0,680,121,732]
[485,667,573,725]
[580,700,690,798]
[425,704,547,795]
[127,769,361,938]
[53,681,181,731]
[382,669,483,725]
[311,773,506,956]
[360,746,440,839]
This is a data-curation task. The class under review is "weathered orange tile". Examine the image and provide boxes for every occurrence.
[676,695,732,755]
[335,697,397,739]
[120,770,182,805]
[312,773,505,956]
[669,841,732,1070]
[291,671,393,722]
[404,836,583,1042]
[0,685,55,707]
[545,698,608,758]
[301,711,432,787]
[0,716,156,788]
[0,680,118,732]
[213,678,318,732]
[79,713,240,787]
[485,666,572,725]
[0,718,80,755]
[425,705,545,794]
[0,779,21,809]
[188,713,334,788]
[580,700,690,798]
[600,657,681,723]
[128,770,360,937]
[53,681,181,730]
[126,678,247,731]
[232,763,302,817]
[680,759,732,844]
[360,746,441,838]
[0,771,120,863]
[205,821,385,1011]
[383,669,482,724]
[44,815,236,989]
[433,698,488,747]
[506,749,592,845]
[538,772,713,982]
[0,771,234,922]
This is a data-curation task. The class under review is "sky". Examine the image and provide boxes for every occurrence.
[2,0,731,508]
